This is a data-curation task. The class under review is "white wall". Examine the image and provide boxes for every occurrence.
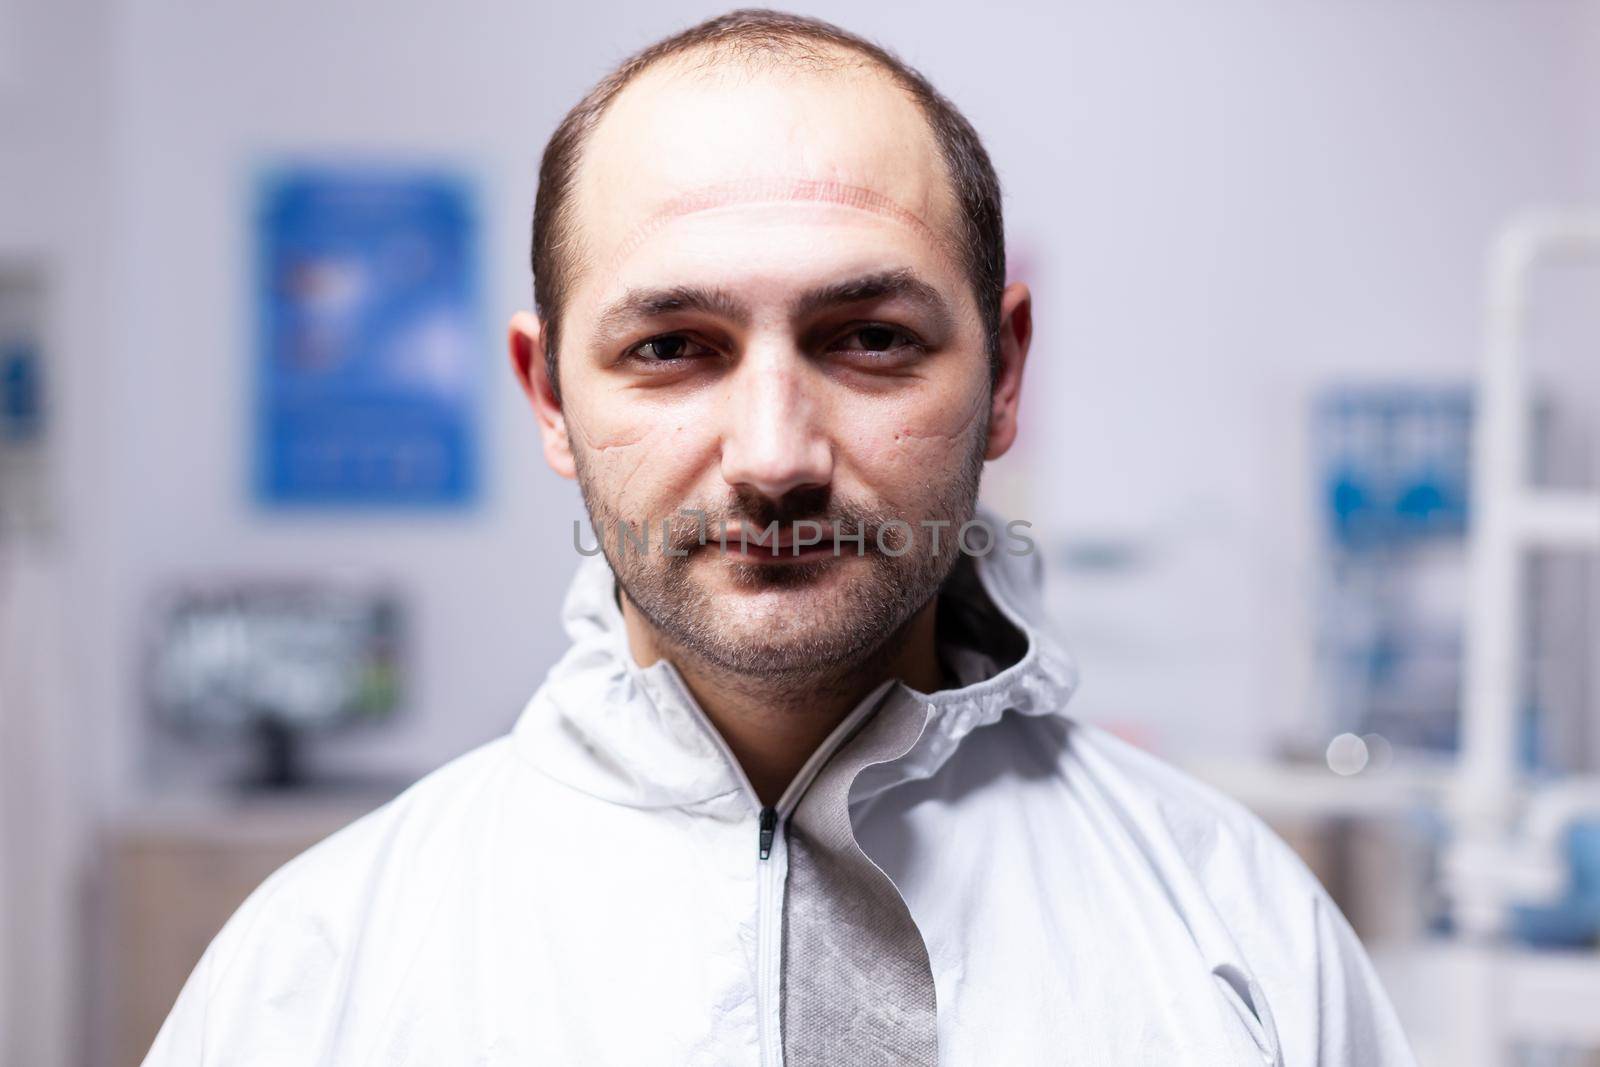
[0,1,112,1062]
[3,0,1599,1062]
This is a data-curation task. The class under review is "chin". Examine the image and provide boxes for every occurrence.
[700,551,862,593]
[697,629,874,679]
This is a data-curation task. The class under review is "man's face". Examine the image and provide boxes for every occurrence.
[524,57,1020,679]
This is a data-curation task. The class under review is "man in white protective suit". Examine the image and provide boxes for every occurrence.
[146,9,1417,1066]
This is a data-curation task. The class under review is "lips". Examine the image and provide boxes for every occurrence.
[718,523,836,549]
[713,522,849,561]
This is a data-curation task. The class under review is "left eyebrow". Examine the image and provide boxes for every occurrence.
[789,269,955,333]
[593,285,751,341]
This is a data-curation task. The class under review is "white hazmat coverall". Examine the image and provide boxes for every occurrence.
[146,507,1417,1066]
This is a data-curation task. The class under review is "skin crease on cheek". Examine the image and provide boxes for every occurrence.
[889,387,989,444]
[572,425,701,506]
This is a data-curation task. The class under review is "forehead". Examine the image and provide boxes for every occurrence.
[569,52,961,283]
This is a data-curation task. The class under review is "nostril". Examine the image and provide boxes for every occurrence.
[728,484,833,528]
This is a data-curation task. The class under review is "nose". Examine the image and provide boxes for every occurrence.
[718,347,834,500]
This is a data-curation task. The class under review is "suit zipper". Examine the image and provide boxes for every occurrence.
[655,668,899,1067]
[758,806,778,860]
[755,820,784,1067]
[751,683,895,1066]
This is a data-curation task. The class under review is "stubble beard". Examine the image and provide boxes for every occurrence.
[571,423,988,694]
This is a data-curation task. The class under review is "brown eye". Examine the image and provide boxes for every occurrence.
[830,324,924,363]
[642,337,687,360]
[628,335,714,364]
[856,326,899,352]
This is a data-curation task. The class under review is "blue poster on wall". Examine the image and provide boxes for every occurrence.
[255,167,481,507]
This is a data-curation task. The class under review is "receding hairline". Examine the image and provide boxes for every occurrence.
[560,43,964,293]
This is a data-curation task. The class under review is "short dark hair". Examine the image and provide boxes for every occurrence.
[529,8,1005,401]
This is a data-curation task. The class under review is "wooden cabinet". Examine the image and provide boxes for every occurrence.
[97,795,392,1066]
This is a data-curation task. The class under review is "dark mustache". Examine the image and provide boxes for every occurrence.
[662,487,894,552]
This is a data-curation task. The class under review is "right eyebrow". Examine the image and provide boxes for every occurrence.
[592,285,751,341]
[788,268,954,332]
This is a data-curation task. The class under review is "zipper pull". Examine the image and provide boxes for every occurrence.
[757,806,777,860]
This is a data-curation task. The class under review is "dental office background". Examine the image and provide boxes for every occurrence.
[3,1,1599,1064]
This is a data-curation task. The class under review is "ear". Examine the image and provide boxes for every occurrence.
[508,311,576,479]
[984,282,1032,460]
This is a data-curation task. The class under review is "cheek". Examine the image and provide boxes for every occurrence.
[567,392,722,511]
[838,381,988,496]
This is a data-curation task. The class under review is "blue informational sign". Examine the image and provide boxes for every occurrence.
[255,167,481,507]
[1316,387,1473,549]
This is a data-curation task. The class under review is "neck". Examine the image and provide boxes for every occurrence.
[619,594,944,807]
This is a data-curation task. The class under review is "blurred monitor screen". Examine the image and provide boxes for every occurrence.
[149,584,403,736]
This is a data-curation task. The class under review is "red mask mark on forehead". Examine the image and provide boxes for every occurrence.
[605,176,954,272]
